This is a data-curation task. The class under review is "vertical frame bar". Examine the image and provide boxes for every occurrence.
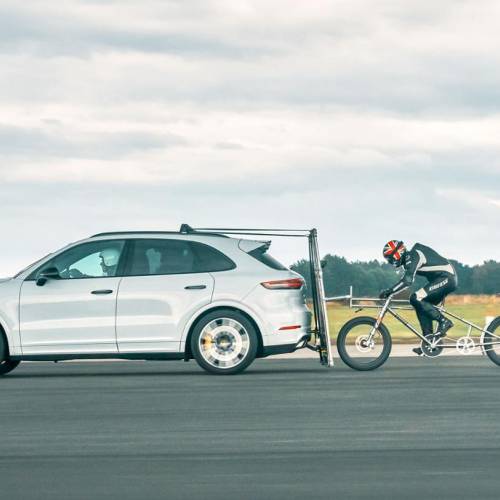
[309,229,334,367]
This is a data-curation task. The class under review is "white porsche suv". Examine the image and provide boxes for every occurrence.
[0,227,311,375]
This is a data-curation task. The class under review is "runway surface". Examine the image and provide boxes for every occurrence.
[1,356,499,499]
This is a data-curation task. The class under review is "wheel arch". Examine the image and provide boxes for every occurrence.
[183,305,264,361]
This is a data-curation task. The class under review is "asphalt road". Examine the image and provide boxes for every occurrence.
[1,356,500,500]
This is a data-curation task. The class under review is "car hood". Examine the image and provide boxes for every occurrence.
[0,277,12,284]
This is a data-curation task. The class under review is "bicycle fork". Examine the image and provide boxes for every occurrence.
[366,300,391,344]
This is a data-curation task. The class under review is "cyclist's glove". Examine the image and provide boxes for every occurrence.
[379,289,391,299]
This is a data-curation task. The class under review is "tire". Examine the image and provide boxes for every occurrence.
[0,360,20,376]
[483,317,500,366]
[337,316,392,371]
[191,309,258,375]
[0,332,20,376]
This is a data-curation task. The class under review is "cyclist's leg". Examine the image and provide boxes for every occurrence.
[415,275,457,336]
[410,289,434,335]
[410,276,457,329]
[410,287,438,356]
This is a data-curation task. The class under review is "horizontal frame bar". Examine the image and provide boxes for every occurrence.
[194,227,311,232]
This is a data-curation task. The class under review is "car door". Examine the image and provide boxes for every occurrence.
[19,240,126,355]
[116,238,218,353]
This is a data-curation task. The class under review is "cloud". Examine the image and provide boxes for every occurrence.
[0,0,499,276]
[436,188,500,209]
[0,124,187,161]
[1,0,500,114]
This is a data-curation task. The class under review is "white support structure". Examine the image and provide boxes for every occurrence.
[191,226,334,367]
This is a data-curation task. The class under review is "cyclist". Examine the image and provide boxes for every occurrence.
[379,240,458,356]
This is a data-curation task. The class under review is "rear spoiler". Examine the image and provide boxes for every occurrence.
[238,239,271,253]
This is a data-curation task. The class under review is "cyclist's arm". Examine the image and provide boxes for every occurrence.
[387,249,424,295]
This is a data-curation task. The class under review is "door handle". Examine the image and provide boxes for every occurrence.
[91,289,114,295]
[184,285,207,290]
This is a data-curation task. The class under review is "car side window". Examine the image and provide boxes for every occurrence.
[127,239,235,276]
[190,241,235,272]
[128,239,195,276]
[27,241,126,280]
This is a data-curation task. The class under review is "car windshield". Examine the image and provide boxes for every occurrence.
[13,253,54,278]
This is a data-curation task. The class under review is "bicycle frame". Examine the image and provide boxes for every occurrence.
[329,289,500,353]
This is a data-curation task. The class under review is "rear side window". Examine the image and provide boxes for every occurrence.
[127,239,235,276]
[190,241,236,272]
[248,247,288,271]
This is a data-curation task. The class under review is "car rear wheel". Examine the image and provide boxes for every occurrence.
[191,310,258,375]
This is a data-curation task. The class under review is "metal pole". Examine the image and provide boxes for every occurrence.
[308,229,334,367]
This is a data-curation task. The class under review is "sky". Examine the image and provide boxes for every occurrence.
[1,0,499,277]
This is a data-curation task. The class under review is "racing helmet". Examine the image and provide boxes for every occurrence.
[383,240,406,267]
[99,247,121,269]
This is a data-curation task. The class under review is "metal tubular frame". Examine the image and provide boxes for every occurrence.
[328,287,500,354]
[191,226,334,367]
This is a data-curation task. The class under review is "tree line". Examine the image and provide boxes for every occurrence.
[291,255,500,297]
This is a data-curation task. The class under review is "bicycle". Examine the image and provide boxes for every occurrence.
[336,292,500,371]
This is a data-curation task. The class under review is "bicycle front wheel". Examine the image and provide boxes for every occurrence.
[337,316,392,371]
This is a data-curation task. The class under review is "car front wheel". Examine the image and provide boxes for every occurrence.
[0,335,20,376]
[0,359,20,376]
[191,310,258,375]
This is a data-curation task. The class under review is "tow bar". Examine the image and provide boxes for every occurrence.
[188,226,334,367]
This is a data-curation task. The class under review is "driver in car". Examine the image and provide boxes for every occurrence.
[379,240,458,356]
[99,247,121,277]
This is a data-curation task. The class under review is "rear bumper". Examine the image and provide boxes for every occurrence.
[261,343,298,357]
[260,309,312,348]
[261,333,310,357]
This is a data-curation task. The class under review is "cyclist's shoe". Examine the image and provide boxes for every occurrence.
[412,347,423,356]
[435,318,453,339]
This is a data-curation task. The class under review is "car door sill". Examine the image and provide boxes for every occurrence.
[11,353,185,362]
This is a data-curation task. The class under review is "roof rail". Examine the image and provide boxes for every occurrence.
[90,224,228,239]
[91,225,313,239]
[91,231,180,238]
[193,227,312,238]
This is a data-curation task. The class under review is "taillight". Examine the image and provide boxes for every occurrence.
[261,278,304,290]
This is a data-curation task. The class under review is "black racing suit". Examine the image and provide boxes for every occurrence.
[386,244,458,335]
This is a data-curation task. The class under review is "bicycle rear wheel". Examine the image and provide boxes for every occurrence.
[483,317,500,366]
[337,316,392,371]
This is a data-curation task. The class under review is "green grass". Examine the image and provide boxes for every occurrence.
[326,302,497,343]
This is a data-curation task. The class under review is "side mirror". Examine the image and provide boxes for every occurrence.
[36,267,61,287]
